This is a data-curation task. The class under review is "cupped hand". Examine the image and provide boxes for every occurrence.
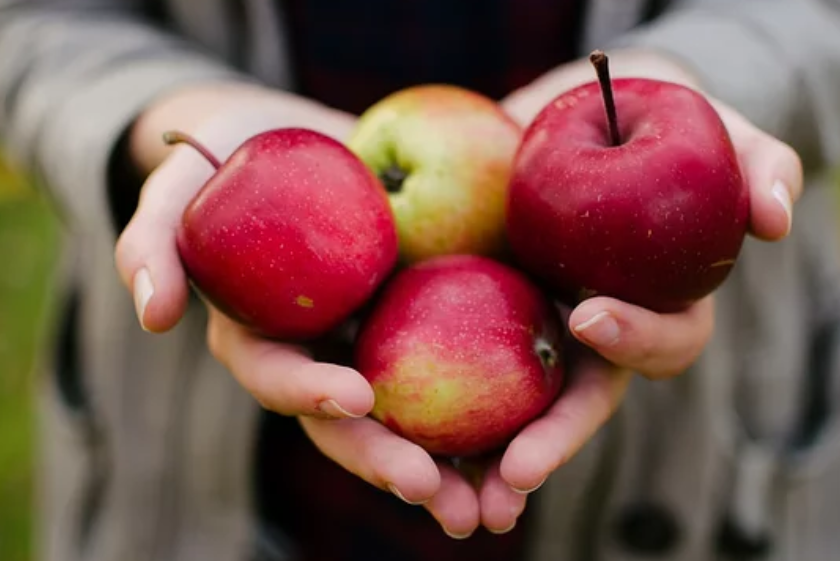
[112,82,475,538]
[113,46,806,540]
[456,48,806,536]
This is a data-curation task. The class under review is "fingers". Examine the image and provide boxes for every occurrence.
[207,308,374,418]
[423,462,482,539]
[568,295,714,380]
[302,414,484,539]
[713,101,803,242]
[299,415,442,507]
[114,145,217,332]
[478,462,528,535]
[500,359,631,493]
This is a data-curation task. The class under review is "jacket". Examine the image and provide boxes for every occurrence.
[2,0,840,560]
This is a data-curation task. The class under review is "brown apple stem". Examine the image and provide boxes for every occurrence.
[162,130,222,169]
[380,164,408,194]
[589,50,622,147]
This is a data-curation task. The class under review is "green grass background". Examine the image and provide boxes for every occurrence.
[0,157,61,561]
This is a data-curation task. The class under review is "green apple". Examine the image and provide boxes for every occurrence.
[346,84,523,264]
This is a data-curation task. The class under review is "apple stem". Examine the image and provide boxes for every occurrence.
[162,130,223,169]
[379,164,408,194]
[589,50,622,147]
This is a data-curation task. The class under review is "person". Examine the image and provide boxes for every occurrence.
[1,0,840,560]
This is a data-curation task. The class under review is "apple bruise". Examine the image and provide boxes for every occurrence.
[296,295,314,308]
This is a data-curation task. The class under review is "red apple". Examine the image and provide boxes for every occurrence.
[347,85,522,264]
[167,128,399,341]
[506,51,750,313]
[354,254,565,458]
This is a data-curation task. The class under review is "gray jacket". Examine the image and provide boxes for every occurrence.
[3,1,840,560]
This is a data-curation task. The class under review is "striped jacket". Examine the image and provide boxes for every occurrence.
[3,0,840,560]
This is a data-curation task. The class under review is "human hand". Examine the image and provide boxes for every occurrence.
[454,48,804,535]
[114,45,805,541]
[113,82,472,538]
[113,81,625,541]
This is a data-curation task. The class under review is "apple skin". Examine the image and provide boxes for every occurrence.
[506,78,750,313]
[176,128,399,341]
[354,254,565,458]
[346,85,523,265]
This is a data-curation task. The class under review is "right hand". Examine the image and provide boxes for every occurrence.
[113,82,481,538]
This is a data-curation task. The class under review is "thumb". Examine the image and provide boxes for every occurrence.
[114,140,218,332]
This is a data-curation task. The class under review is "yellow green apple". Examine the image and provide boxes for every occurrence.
[347,84,523,264]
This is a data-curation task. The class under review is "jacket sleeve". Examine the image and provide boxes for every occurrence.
[0,0,252,230]
[612,0,840,173]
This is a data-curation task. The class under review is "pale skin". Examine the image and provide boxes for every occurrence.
[115,48,803,539]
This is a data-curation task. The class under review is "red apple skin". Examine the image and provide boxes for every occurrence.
[355,254,565,458]
[507,78,750,313]
[177,128,399,341]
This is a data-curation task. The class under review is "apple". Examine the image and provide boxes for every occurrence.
[165,128,399,341]
[506,51,750,313]
[354,254,565,458]
[346,84,523,265]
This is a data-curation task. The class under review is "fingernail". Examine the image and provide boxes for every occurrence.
[443,527,473,540]
[511,476,546,495]
[489,520,517,535]
[387,483,427,506]
[771,180,793,236]
[133,268,154,331]
[317,399,363,419]
[573,311,620,347]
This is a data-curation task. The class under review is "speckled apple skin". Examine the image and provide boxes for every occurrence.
[354,255,565,458]
[347,85,523,264]
[507,78,750,313]
[177,128,399,341]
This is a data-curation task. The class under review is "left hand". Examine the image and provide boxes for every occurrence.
[409,48,804,537]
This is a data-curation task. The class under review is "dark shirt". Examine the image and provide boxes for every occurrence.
[257,2,585,560]
[281,0,585,115]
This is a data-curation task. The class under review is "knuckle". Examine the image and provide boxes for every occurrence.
[632,336,658,373]
[205,316,274,409]
[114,227,142,272]
[241,362,277,412]
[782,142,802,169]
[781,144,804,197]
[248,354,301,415]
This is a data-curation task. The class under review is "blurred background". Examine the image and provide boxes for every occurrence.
[0,151,61,561]
[1,148,840,561]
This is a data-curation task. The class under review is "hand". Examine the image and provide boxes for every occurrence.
[116,81,360,331]
[113,81,616,540]
[451,48,804,536]
[113,82,457,536]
